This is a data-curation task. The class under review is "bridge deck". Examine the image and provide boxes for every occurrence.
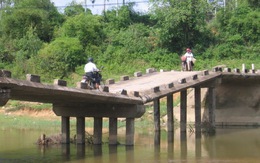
[108,70,222,102]
[0,77,143,105]
[109,71,200,93]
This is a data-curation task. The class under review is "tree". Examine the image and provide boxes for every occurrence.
[32,37,84,80]
[59,13,104,49]
[247,0,260,9]
[0,0,63,42]
[104,5,134,30]
[64,1,86,17]
[205,1,260,60]
[150,0,213,54]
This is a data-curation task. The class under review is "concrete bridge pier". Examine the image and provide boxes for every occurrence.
[61,116,70,144]
[180,90,187,132]
[154,86,213,134]
[61,116,86,144]
[126,118,135,145]
[208,87,216,128]
[167,94,174,132]
[95,117,136,145]
[194,86,202,133]
[153,98,160,131]
[109,117,118,145]
[153,88,201,133]
[93,117,102,144]
[56,103,144,145]
[77,117,86,144]
[60,116,137,145]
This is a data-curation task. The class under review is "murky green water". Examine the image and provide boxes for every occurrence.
[1,127,260,163]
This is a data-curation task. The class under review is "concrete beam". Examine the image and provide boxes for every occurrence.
[199,77,221,88]
[0,88,11,106]
[53,103,145,118]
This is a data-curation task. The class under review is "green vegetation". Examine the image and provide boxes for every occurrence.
[4,101,52,111]
[0,0,258,86]
[0,0,259,131]
[0,113,60,130]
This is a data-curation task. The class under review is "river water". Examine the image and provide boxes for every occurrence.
[1,127,260,163]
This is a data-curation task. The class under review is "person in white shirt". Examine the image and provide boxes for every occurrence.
[84,57,99,73]
[84,57,101,89]
[184,48,195,71]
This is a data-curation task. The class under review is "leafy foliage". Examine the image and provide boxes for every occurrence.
[59,13,103,50]
[207,1,259,60]
[0,0,63,42]
[150,0,213,54]
[0,0,259,83]
[31,37,84,80]
[64,1,85,17]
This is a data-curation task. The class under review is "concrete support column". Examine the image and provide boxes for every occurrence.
[61,116,70,144]
[93,117,103,145]
[76,117,85,144]
[153,98,160,131]
[208,87,216,128]
[180,90,187,132]
[194,87,201,132]
[109,117,118,145]
[167,94,174,132]
[126,118,135,145]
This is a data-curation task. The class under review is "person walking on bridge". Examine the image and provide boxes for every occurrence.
[183,48,195,71]
[84,57,101,89]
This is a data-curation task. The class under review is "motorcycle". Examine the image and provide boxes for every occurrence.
[81,66,104,90]
[182,61,193,71]
[181,56,195,71]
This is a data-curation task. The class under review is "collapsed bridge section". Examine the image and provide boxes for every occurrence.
[0,70,145,145]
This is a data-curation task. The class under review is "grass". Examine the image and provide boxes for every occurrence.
[0,114,60,130]
[0,100,141,131]
[4,100,52,112]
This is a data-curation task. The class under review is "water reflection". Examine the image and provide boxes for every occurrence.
[61,144,70,161]
[1,128,260,162]
[109,145,117,163]
[195,131,202,159]
[180,131,187,159]
[167,132,174,161]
